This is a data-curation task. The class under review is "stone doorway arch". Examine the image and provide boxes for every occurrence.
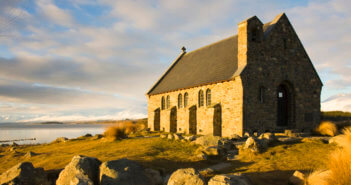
[189,106,197,135]
[170,107,177,133]
[277,82,295,127]
[154,108,160,131]
[213,104,222,137]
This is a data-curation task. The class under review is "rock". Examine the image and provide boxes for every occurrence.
[54,137,69,143]
[84,133,92,137]
[167,134,175,140]
[70,174,94,185]
[229,134,241,140]
[305,170,330,185]
[218,139,235,151]
[258,133,276,142]
[243,137,267,153]
[100,158,151,185]
[0,162,50,185]
[194,135,221,147]
[167,168,205,185]
[184,135,196,141]
[244,132,250,138]
[92,134,103,140]
[56,155,101,185]
[203,146,219,156]
[243,137,259,152]
[144,168,163,185]
[174,134,183,141]
[288,170,305,185]
[160,134,167,139]
[208,174,252,185]
[12,142,19,146]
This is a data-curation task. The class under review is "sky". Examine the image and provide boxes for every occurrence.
[0,0,350,122]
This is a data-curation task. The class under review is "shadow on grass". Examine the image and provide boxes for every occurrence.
[244,169,312,185]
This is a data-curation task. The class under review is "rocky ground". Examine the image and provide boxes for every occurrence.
[0,130,337,185]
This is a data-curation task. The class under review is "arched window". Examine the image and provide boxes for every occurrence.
[166,95,170,109]
[184,93,188,107]
[198,90,204,107]
[259,86,265,103]
[178,94,182,108]
[161,96,165,110]
[206,89,211,106]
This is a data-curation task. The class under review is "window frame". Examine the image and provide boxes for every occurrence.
[206,89,211,106]
[198,90,204,107]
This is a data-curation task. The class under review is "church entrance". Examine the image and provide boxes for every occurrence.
[154,108,160,131]
[170,107,177,133]
[277,83,292,127]
[189,106,197,135]
[213,104,222,136]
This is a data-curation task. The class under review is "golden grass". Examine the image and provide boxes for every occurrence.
[104,121,146,140]
[315,121,338,136]
[307,126,351,185]
[0,137,202,174]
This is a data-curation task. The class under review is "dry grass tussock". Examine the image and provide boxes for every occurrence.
[307,127,351,185]
[104,121,145,140]
[315,121,338,136]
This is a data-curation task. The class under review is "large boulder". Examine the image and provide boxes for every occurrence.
[167,168,205,185]
[184,135,196,141]
[243,137,267,153]
[173,134,183,141]
[167,134,175,140]
[100,158,152,185]
[194,135,221,147]
[144,168,163,185]
[258,133,276,143]
[56,155,101,185]
[0,162,50,185]
[208,174,252,185]
[288,171,305,185]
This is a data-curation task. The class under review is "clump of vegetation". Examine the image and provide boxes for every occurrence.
[307,127,351,185]
[104,121,146,140]
[315,121,338,136]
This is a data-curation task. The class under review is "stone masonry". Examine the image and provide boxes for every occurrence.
[146,13,322,137]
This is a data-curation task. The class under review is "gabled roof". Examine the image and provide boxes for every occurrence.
[147,21,275,95]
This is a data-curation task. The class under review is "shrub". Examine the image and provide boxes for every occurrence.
[104,123,128,140]
[307,126,351,185]
[103,121,147,140]
[315,121,338,136]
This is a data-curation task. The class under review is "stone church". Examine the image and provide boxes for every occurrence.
[146,13,322,137]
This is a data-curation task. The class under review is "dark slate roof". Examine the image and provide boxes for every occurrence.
[147,22,275,95]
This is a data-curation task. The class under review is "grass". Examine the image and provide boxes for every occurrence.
[315,121,338,136]
[306,127,351,185]
[0,137,203,174]
[0,135,336,185]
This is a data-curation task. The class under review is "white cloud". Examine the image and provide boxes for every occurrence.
[322,93,351,112]
[36,0,74,27]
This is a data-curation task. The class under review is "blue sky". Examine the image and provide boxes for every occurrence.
[0,0,350,122]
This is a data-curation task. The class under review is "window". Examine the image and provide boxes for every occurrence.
[166,95,170,109]
[161,96,165,110]
[198,90,204,107]
[184,93,188,107]
[206,89,211,106]
[259,86,265,103]
[178,94,183,108]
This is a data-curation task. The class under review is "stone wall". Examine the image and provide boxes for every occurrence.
[239,14,322,134]
[147,79,244,137]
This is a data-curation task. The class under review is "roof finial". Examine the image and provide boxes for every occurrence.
[181,46,186,53]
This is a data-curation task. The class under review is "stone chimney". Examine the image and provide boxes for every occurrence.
[237,16,263,68]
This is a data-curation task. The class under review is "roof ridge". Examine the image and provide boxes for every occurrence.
[184,35,237,56]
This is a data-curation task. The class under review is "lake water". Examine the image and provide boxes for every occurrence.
[0,123,111,145]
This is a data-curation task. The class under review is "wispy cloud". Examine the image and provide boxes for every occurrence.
[0,0,350,122]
